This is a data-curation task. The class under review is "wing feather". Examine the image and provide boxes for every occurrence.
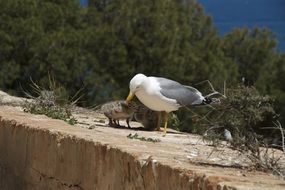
[153,77,204,106]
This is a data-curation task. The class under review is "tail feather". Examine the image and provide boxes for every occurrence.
[202,97,212,104]
[202,97,221,105]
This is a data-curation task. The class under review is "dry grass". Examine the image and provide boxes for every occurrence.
[23,77,83,125]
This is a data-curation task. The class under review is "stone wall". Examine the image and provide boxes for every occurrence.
[0,110,192,190]
[0,106,284,190]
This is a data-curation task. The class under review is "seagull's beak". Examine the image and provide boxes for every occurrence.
[126,91,135,102]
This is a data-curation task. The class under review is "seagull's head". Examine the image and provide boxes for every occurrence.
[126,73,147,102]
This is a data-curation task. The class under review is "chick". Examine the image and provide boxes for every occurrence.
[101,100,137,128]
[133,104,160,131]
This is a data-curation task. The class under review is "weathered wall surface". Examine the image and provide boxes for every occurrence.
[0,106,284,190]
[0,108,194,190]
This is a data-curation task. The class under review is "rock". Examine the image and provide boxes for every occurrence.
[0,91,29,106]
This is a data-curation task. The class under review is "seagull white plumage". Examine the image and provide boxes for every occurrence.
[126,73,211,134]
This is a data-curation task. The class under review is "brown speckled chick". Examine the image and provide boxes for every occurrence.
[133,104,160,131]
[101,100,137,128]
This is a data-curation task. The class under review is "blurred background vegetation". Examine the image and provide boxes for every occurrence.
[0,0,284,131]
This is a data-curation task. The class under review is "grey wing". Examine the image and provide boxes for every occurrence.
[155,77,204,106]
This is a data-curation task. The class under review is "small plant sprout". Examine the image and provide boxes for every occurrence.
[127,133,161,143]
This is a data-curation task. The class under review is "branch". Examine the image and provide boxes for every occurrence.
[274,121,285,153]
[195,80,227,98]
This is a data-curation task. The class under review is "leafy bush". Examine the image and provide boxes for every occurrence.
[203,85,278,146]
[197,85,285,176]
[23,77,79,125]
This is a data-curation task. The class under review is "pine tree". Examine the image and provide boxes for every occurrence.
[221,28,277,85]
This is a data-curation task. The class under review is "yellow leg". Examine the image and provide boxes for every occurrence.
[163,112,169,135]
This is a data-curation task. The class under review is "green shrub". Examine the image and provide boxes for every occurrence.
[198,85,285,176]
[203,85,278,147]
[23,77,79,125]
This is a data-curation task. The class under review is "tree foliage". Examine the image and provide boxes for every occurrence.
[221,27,285,125]
[221,28,277,85]
[0,0,284,126]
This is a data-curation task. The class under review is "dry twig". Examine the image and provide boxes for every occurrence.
[275,121,285,153]
[195,80,227,99]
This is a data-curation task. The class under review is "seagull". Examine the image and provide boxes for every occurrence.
[126,73,212,134]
